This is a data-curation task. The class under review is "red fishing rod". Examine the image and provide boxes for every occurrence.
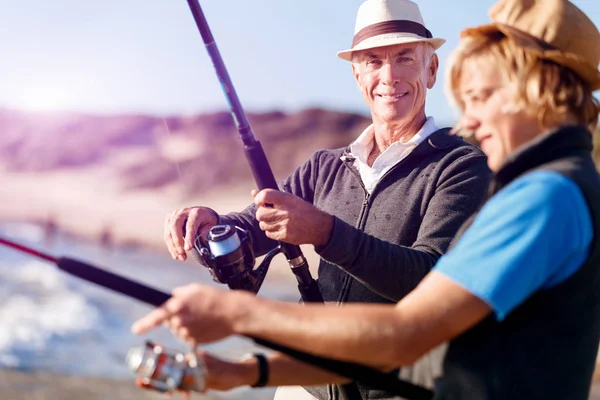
[0,235,433,399]
[0,236,170,305]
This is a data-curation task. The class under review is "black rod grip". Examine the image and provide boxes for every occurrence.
[56,257,171,307]
[298,279,325,304]
[244,141,279,191]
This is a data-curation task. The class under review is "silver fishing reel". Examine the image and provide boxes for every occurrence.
[192,224,280,293]
[126,341,206,393]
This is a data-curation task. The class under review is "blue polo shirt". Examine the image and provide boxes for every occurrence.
[434,170,593,321]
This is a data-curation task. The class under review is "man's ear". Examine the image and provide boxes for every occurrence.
[427,53,439,89]
[352,62,360,85]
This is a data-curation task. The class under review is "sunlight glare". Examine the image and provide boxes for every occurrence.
[16,85,75,112]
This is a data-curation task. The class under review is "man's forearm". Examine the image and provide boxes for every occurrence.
[318,218,437,301]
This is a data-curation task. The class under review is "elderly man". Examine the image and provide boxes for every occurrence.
[161,0,489,398]
[136,0,600,398]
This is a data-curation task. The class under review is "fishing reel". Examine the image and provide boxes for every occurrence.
[191,224,281,293]
[126,341,205,393]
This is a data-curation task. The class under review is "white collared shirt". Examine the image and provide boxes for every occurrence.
[348,117,438,194]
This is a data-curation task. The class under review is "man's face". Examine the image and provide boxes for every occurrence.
[352,43,438,125]
[458,60,540,171]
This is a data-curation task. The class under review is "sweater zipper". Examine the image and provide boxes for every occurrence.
[340,154,372,230]
[338,155,372,304]
[336,149,423,304]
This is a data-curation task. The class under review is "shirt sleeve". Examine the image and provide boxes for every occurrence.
[434,170,593,321]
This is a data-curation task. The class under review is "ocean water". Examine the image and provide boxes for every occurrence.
[0,222,298,389]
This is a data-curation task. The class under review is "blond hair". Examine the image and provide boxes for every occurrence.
[446,32,599,132]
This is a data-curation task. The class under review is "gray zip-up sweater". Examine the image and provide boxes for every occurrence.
[220,128,491,399]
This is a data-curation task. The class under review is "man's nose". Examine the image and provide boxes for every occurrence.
[381,62,399,86]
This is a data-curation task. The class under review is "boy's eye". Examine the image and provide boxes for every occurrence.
[464,88,494,104]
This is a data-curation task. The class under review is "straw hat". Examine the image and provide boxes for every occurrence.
[462,0,600,90]
[337,0,445,61]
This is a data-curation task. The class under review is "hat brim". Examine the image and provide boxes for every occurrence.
[461,23,600,91]
[337,34,446,61]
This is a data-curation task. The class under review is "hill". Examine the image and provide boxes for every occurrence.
[0,108,370,250]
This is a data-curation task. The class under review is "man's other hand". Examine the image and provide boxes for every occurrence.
[253,189,334,247]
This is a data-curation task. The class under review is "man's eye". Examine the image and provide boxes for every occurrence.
[367,60,382,66]
[398,57,413,63]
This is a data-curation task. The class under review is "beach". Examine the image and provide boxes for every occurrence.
[0,369,275,400]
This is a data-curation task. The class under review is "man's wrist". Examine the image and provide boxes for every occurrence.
[314,213,334,248]
[204,207,220,226]
[239,353,269,387]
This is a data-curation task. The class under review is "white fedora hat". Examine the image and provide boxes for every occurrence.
[337,0,446,61]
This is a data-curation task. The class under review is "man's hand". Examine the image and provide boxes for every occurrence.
[164,207,219,261]
[253,189,334,247]
[131,283,251,345]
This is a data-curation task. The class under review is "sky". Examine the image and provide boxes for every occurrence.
[0,0,598,125]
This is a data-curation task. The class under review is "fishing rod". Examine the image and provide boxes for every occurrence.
[0,236,433,399]
[183,0,324,304]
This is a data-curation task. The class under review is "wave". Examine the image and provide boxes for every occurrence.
[0,260,100,368]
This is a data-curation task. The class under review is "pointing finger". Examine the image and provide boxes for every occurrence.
[131,305,172,335]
